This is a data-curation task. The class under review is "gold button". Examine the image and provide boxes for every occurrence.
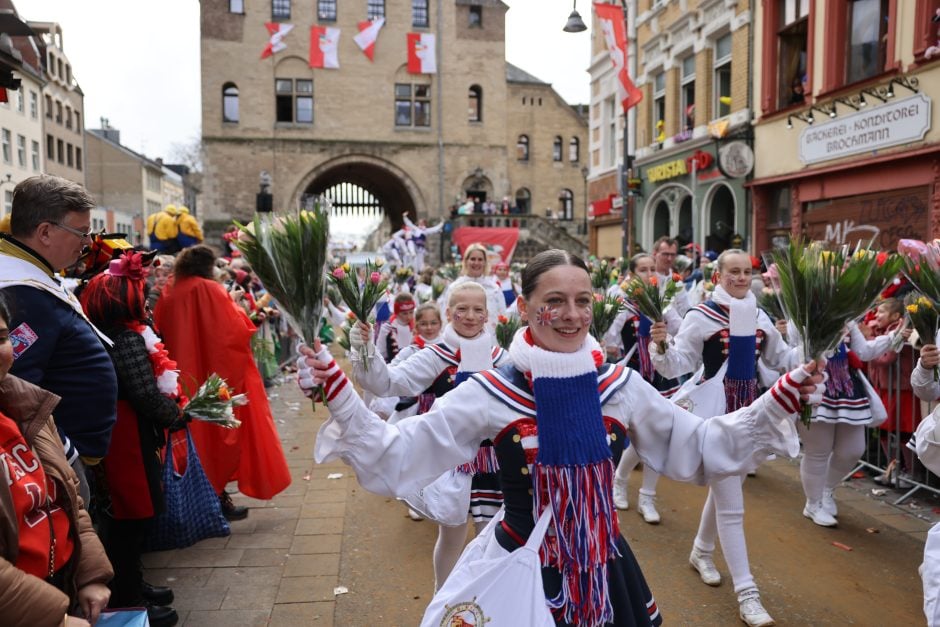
[528,488,534,495]
[513,434,521,443]
[610,433,617,441]
[521,467,529,475]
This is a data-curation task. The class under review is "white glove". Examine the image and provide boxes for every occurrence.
[349,323,375,359]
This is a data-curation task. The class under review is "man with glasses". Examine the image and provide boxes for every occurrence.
[0,175,117,507]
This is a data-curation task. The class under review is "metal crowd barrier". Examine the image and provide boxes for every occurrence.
[846,352,940,505]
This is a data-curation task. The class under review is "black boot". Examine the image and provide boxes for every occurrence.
[141,581,174,606]
[145,602,179,627]
[219,491,249,521]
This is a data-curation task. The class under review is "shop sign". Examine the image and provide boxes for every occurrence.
[717,141,754,178]
[645,150,714,183]
[798,93,932,165]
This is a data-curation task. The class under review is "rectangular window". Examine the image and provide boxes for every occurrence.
[31,140,39,171]
[777,0,810,109]
[74,111,80,132]
[65,107,72,130]
[16,90,23,113]
[229,0,245,13]
[3,190,12,216]
[55,101,62,124]
[272,0,291,20]
[66,143,73,168]
[46,134,53,160]
[29,91,37,118]
[412,0,429,27]
[318,0,337,21]
[56,139,64,164]
[714,34,732,118]
[295,79,313,124]
[652,72,665,145]
[846,0,889,84]
[607,97,617,166]
[394,83,431,127]
[367,0,385,20]
[276,78,294,122]
[680,55,695,131]
[76,147,82,170]
[469,5,483,27]
[16,135,25,167]
[1,129,10,164]
[45,95,52,118]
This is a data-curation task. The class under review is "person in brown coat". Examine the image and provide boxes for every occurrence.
[0,292,113,626]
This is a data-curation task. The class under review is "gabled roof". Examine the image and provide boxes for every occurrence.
[88,128,164,171]
[505,62,548,85]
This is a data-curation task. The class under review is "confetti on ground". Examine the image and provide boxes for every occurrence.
[831,542,853,551]
[327,473,344,479]
[866,527,880,534]
[871,489,887,496]
[291,445,300,451]
[851,471,866,479]
[334,586,349,595]
[302,471,311,481]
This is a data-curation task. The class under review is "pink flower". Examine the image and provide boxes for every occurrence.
[370,271,381,284]
[332,267,346,280]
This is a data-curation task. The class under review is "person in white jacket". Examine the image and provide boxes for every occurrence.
[297,249,826,627]
[440,243,506,330]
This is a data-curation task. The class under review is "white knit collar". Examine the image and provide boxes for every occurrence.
[442,323,494,372]
[508,328,602,379]
[711,285,757,336]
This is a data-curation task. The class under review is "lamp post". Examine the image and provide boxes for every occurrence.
[620,0,632,260]
[580,166,589,239]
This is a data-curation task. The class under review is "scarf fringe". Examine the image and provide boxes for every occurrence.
[455,443,500,475]
[534,461,620,626]
[723,376,758,413]
[826,353,854,397]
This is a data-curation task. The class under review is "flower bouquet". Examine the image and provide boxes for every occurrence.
[235,200,330,402]
[437,262,461,282]
[495,313,522,350]
[328,259,388,368]
[758,287,785,322]
[769,239,903,425]
[905,295,940,380]
[431,278,446,302]
[393,266,413,288]
[336,311,357,352]
[183,374,248,429]
[589,258,612,293]
[899,239,940,301]
[622,273,683,352]
[590,294,627,341]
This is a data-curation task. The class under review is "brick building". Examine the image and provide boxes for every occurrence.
[199,0,588,249]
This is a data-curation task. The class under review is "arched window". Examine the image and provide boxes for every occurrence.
[559,188,574,220]
[552,136,563,161]
[222,83,239,123]
[516,134,529,161]
[515,188,531,213]
[468,85,482,122]
[569,137,580,162]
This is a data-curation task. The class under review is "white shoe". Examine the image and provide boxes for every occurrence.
[738,590,775,626]
[803,500,837,527]
[689,548,721,586]
[612,477,629,510]
[821,488,838,518]
[407,507,424,521]
[637,493,660,524]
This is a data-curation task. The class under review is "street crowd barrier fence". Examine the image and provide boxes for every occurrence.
[847,352,940,505]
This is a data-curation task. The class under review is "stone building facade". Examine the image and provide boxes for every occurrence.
[199,0,587,243]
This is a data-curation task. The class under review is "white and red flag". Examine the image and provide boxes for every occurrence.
[406,32,436,74]
[593,3,642,112]
[261,22,294,59]
[310,26,340,69]
[354,18,385,61]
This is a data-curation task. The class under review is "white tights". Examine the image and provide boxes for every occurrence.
[693,475,755,595]
[615,444,660,495]
[432,518,486,591]
[799,421,865,502]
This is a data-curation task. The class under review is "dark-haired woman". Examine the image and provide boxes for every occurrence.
[80,252,181,627]
[154,245,291,518]
[0,292,114,627]
[299,249,826,627]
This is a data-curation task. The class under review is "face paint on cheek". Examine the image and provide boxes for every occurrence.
[535,305,560,326]
[453,311,463,322]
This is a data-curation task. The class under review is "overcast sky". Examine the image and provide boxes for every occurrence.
[15,0,593,163]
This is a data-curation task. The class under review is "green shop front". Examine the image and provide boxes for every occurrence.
[634,138,752,255]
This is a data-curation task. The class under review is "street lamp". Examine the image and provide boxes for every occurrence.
[563,0,588,32]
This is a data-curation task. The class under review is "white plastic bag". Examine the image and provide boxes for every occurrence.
[420,508,555,627]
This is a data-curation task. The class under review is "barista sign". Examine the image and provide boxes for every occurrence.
[798,93,931,165]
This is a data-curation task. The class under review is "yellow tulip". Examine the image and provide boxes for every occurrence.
[907,304,919,314]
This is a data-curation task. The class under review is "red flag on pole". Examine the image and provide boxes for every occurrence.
[593,3,642,112]
[354,18,385,61]
[261,22,294,59]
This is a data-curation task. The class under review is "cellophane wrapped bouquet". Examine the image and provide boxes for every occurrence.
[183,374,248,429]
[328,259,389,369]
[769,239,903,425]
[590,293,627,341]
[495,314,522,350]
[622,273,682,352]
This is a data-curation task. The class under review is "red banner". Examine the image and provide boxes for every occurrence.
[451,227,519,263]
[593,3,642,113]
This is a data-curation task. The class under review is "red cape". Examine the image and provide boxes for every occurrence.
[154,276,290,499]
